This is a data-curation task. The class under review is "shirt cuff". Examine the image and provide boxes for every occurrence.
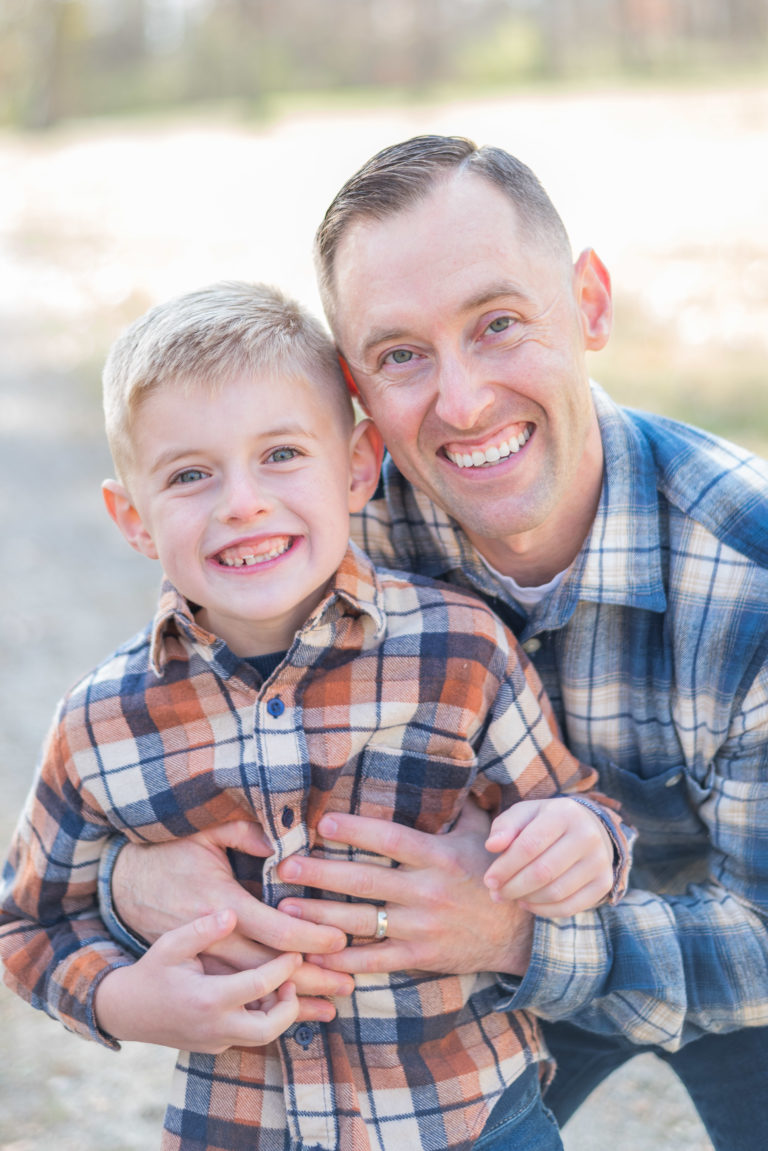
[97,836,150,958]
[569,796,635,905]
[495,908,609,1019]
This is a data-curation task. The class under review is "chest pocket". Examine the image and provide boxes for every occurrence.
[351,745,476,835]
[595,758,710,892]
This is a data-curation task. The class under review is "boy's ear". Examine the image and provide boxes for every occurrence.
[347,418,384,513]
[573,248,612,352]
[102,479,159,560]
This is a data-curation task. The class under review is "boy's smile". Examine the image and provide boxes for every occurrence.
[104,370,380,656]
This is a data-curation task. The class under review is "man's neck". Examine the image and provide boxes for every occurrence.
[467,473,603,587]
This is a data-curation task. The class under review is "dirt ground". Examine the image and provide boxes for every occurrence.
[3,83,767,1149]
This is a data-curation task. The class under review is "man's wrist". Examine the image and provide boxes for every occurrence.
[98,837,150,956]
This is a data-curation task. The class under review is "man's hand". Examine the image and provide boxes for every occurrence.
[111,823,354,1019]
[276,800,534,977]
[484,797,615,916]
[95,909,302,1053]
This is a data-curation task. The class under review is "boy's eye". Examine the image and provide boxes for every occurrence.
[269,446,299,463]
[486,316,513,333]
[171,468,207,485]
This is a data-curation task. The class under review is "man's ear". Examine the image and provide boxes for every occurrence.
[573,248,612,352]
[347,418,384,513]
[338,352,371,415]
[102,479,159,560]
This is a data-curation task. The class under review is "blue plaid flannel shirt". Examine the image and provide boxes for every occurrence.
[354,383,768,1052]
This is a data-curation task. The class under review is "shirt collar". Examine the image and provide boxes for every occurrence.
[148,541,387,677]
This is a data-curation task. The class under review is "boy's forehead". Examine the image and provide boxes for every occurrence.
[134,365,353,437]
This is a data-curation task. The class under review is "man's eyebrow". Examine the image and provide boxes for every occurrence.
[360,281,534,358]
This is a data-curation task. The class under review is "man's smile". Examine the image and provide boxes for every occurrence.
[443,423,533,469]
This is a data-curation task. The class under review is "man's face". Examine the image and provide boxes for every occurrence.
[331,172,610,574]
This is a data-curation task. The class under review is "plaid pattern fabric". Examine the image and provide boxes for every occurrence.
[354,383,768,1052]
[0,544,631,1151]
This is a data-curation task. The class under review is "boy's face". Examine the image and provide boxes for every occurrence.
[104,370,381,656]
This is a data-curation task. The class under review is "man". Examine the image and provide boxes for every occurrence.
[102,137,768,1151]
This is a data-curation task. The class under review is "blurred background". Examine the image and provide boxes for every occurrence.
[1,2,767,1148]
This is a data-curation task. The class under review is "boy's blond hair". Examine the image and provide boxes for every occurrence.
[103,281,352,482]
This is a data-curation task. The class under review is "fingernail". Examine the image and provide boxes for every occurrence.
[280,858,300,879]
[318,815,337,836]
[281,901,301,918]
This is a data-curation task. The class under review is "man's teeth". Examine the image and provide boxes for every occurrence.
[446,426,532,469]
[217,540,291,567]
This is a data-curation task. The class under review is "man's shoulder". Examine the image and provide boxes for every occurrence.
[618,403,768,568]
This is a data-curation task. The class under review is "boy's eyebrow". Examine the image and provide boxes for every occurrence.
[147,424,321,474]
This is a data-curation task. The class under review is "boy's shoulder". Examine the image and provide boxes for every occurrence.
[57,622,155,715]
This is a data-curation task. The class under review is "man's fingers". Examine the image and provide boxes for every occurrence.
[316,812,452,869]
[307,939,416,976]
[201,819,273,857]
[278,854,410,904]
[279,896,384,940]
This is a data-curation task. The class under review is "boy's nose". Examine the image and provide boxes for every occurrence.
[219,470,271,522]
[433,352,494,430]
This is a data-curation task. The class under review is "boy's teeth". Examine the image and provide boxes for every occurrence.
[217,538,292,567]
[446,426,531,469]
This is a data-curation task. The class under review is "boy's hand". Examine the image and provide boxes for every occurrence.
[94,909,302,1053]
[111,825,354,1018]
[483,797,615,916]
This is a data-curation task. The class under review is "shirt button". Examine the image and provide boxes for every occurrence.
[522,637,542,654]
[281,806,295,829]
[294,1023,316,1049]
[267,696,285,717]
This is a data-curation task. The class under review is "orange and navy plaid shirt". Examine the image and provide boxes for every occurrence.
[0,543,632,1151]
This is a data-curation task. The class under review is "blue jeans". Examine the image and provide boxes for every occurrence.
[541,1020,768,1151]
[473,1064,563,1150]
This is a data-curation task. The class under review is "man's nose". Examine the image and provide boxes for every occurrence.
[434,351,494,430]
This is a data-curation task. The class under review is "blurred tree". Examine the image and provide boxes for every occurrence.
[1,0,766,130]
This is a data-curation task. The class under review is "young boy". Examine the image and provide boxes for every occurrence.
[0,283,632,1151]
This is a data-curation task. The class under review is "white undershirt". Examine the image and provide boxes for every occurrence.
[479,555,568,609]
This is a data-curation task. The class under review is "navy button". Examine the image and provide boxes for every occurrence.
[281,806,295,828]
[267,696,285,717]
[294,1023,315,1049]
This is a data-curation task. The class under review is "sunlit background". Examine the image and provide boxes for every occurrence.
[1,3,767,1149]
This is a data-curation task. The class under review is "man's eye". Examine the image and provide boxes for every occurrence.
[487,316,513,333]
[385,348,413,365]
[171,468,206,485]
[269,446,299,463]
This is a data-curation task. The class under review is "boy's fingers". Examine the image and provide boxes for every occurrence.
[484,801,539,851]
[231,894,348,956]
[498,854,612,906]
[217,950,303,1012]
[156,908,238,964]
